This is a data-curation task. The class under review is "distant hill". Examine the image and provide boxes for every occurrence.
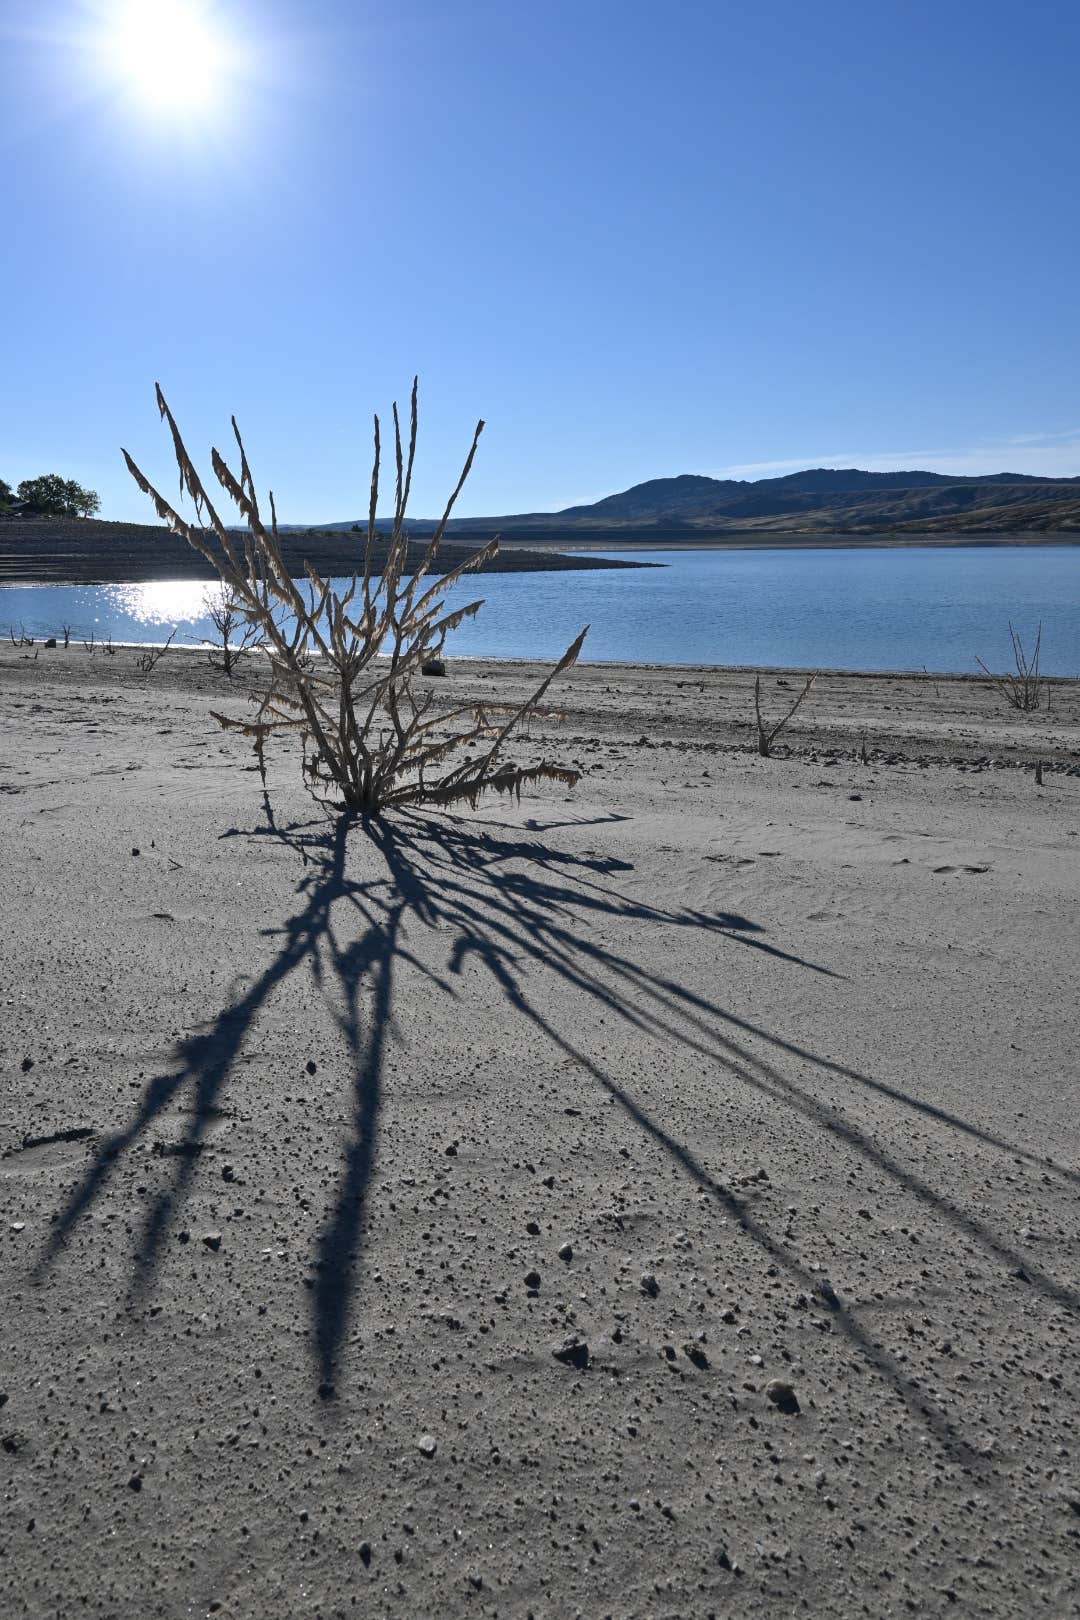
[314,467,1080,537]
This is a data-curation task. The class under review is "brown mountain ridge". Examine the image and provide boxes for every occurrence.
[323,467,1080,538]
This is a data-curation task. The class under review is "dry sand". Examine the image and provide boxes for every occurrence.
[1,645,1079,1618]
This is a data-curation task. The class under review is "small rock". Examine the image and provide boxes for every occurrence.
[421,659,446,677]
[10,1222,25,1234]
[44,638,56,649]
[765,1378,800,1414]
[525,1220,540,1236]
[358,1540,372,1566]
[524,1269,541,1291]
[684,1342,710,1370]
[20,1057,33,1073]
[444,1142,458,1157]
[127,1473,143,1492]
[557,1242,573,1262]
[640,1272,659,1297]
[131,847,140,857]
[202,1232,222,1252]
[417,1434,438,1458]
[305,1060,317,1075]
[552,1334,591,1372]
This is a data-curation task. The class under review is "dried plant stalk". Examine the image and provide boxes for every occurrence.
[123,381,587,814]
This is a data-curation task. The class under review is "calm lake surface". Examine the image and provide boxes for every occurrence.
[3,546,1078,675]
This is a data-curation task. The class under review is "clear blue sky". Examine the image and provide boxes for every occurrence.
[3,0,1080,523]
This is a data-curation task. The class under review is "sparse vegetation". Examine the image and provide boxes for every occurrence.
[976,623,1047,712]
[753,672,816,757]
[124,380,587,815]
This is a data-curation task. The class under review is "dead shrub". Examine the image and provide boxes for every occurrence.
[203,584,259,677]
[135,628,176,674]
[123,380,587,815]
[976,623,1047,712]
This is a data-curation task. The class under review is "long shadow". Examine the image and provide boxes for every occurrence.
[34,804,1078,1453]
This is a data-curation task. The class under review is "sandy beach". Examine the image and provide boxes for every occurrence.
[2,644,1079,1618]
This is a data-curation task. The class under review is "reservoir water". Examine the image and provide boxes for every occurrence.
[2,545,1077,675]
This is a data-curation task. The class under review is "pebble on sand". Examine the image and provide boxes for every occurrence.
[765,1378,801,1414]
[552,1334,590,1370]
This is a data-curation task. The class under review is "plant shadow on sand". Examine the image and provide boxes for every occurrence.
[35,805,1078,1462]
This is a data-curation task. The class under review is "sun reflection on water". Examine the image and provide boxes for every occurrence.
[103,581,214,627]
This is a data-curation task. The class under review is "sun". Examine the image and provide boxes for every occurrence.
[108,0,226,109]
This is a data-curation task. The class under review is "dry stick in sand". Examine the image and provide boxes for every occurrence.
[123,378,588,816]
[754,672,816,758]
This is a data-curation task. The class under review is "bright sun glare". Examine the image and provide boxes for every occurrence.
[109,0,225,109]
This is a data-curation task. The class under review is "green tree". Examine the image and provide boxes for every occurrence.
[0,478,14,509]
[16,474,100,518]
